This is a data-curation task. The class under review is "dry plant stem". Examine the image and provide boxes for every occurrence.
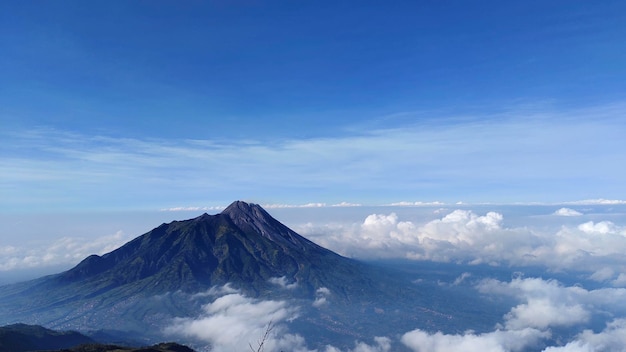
[249,320,274,352]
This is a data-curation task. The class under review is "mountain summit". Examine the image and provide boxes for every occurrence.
[222,201,319,251]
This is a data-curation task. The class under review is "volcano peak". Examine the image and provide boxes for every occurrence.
[221,201,315,251]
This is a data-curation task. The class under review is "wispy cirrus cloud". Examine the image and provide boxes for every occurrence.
[563,199,626,205]
[387,201,446,206]
[2,103,625,211]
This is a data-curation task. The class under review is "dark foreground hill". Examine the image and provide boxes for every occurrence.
[0,201,504,348]
[42,342,195,352]
[0,323,94,352]
[0,323,195,352]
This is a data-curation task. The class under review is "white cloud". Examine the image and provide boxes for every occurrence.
[388,201,445,206]
[611,273,626,288]
[165,286,311,352]
[0,246,18,256]
[299,209,626,274]
[269,276,298,289]
[332,202,362,207]
[553,208,583,216]
[477,278,591,330]
[316,287,331,295]
[452,272,472,286]
[348,337,392,352]
[577,221,622,235]
[323,337,392,352]
[263,203,328,209]
[543,319,626,352]
[589,267,615,282]
[301,209,535,264]
[171,272,622,352]
[403,276,626,352]
[190,283,239,299]
[504,298,589,330]
[401,328,549,352]
[477,277,626,329]
[0,231,129,271]
[563,199,626,205]
[313,297,327,308]
[313,287,331,307]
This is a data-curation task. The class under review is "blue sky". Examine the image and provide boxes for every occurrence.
[1,0,626,211]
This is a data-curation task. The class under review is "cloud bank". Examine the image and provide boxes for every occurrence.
[299,208,626,277]
[0,231,129,272]
[402,276,626,351]
[171,278,626,351]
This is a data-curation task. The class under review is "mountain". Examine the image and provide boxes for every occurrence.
[54,201,373,298]
[0,201,504,348]
[0,323,95,352]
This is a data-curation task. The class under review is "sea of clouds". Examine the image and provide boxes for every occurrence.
[2,204,626,350]
[161,275,626,351]
[297,206,626,284]
[157,204,626,351]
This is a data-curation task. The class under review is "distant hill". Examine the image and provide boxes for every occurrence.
[0,201,504,348]
[0,323,195,352]
[40,342,195,352]
[0,323,94,352]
